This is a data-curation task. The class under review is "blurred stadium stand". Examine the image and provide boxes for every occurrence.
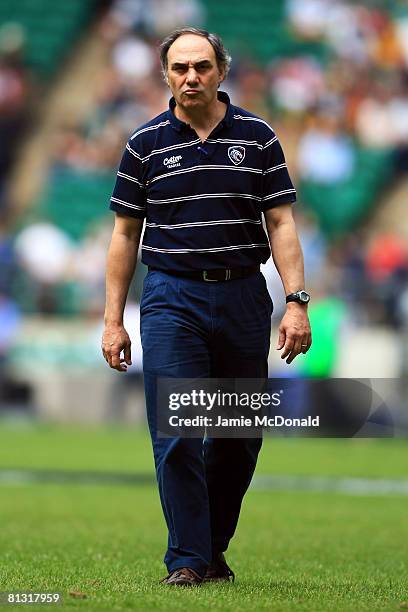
[0,0,407,420]
[0,0,101,78]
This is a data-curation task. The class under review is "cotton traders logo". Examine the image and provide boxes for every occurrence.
[228,146,245,166]
[163,155,182,168]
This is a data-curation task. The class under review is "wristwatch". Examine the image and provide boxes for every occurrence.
[286,290,310,305]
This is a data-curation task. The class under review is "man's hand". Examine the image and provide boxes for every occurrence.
[277,304,312,364]
[102,324,132,372]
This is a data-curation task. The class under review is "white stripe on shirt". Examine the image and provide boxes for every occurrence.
[233,114,274,132]
[147,164,262,185]
[130,120,171,140]
[145,219,261,229]
[147,192,262,204]
[206,138,263,149]
[263,188,296,201]
[110,196,146,211]
[262,136,278,149]
[117,171,144,187]
[142,242,269,254]
[126,143,142,160]
[264,163,287,174]
[140,138,201,162]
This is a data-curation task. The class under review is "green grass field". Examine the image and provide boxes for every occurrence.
[0,423,407,611]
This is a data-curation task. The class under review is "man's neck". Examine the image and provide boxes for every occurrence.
[175,97,227,134]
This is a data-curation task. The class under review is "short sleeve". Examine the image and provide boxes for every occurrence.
[261,135,297,211]
[109,142,147,218]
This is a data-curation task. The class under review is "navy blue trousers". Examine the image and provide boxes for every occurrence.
[140,269,272,577]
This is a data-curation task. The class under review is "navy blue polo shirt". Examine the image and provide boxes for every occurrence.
[109,91,296,271]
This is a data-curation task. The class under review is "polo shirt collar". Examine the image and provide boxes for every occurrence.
[168,90,234,132]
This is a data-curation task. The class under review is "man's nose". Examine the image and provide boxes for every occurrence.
[186,68,199,84]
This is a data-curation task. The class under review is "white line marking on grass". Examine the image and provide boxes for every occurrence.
[251,475,408,496]
[1,469,408,495]
[0,469,155,486]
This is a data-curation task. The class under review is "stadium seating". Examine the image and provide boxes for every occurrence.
[299,147,393,238]
[205,0,329,63]
[34,168,115,241]
[0,0,98,77]
[205,2,394,237]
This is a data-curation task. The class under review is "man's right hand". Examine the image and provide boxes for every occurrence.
[101,325,132,372]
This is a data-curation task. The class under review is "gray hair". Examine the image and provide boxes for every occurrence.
[159,27,231,80]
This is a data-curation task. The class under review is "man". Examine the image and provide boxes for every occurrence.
[102,27,311,586]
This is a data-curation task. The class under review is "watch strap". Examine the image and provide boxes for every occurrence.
[286,291,310,304]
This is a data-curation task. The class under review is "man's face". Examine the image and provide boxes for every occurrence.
[165,34,224,111]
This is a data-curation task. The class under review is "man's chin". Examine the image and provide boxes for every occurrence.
[179,98,205,109]
[182,95,202,102]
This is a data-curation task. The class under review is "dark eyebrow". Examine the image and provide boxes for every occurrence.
[170,60,213,69]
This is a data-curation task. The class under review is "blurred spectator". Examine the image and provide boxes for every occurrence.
[0,221,17,294]
[14,223,74,285]
[366,233,408,283]
[101,0,205,40]
[269,57,325,113]
[355,78,408,150]
[297,113,355,183]
[365,233,408,328]
[0,292,21,389]
[72,222,111,313]
[295,213,328,286]
[334,233,368,314]
[235,62,270,118]
[147,0,205,36]
[325,4,376,66]
[0,22,30,194]
[14,223,74,314]
[286,0,330,40]
[112,35,155,82]
[395,14,408,68]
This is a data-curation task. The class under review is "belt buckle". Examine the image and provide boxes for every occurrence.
[203,270,218,282]
[202,269,232,282]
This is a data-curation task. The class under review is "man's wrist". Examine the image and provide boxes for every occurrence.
[104,317,124,327]
[286,290,310,305]
[286,301,308,310]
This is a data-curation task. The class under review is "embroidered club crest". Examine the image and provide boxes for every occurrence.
[228,146,245,166]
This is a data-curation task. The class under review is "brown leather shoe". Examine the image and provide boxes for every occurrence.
[203,553,235,583]
[160,567,203,586]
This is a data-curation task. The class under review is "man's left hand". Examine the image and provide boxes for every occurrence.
[277,304,312,364]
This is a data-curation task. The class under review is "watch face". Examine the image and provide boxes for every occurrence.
[298,291,310,303]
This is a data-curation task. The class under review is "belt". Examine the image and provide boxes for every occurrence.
[148,265,259,282]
